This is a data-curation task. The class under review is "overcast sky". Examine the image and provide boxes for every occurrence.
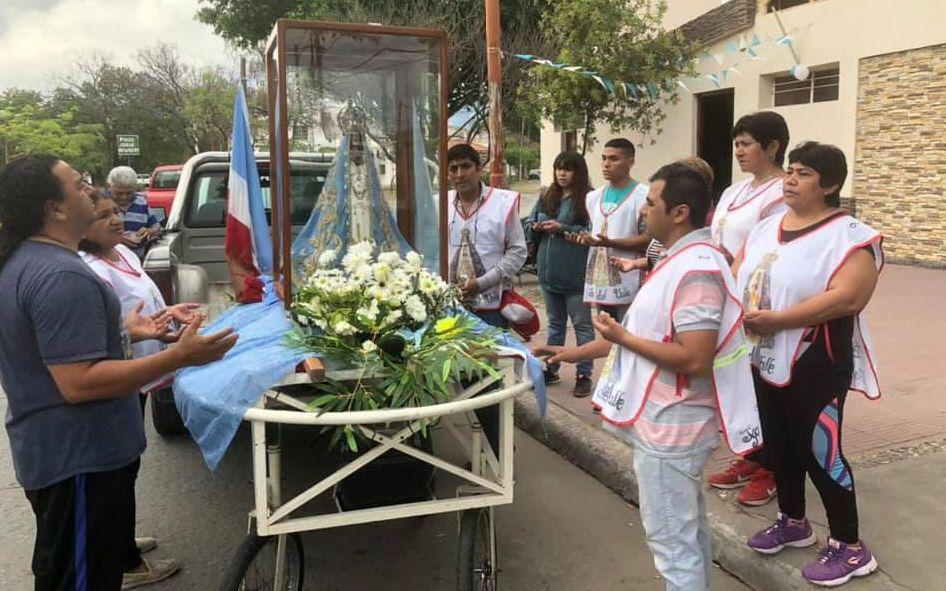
[0,0,234,92]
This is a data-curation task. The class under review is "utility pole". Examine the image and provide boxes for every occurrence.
[485,0,505,188]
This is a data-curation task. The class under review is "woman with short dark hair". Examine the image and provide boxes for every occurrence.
[525,151,595,396]
[707,111,791,504]
[736,142,881,586]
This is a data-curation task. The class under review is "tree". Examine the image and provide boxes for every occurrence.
[195,0,555,130]
[0,90,104,172]
[529,0,694,152]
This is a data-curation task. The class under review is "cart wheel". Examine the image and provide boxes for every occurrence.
[456,508,498,591]
[219,533,305,591]
[150,387,186,436]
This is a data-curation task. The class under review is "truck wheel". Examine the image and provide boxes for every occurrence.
[150,386,186,436]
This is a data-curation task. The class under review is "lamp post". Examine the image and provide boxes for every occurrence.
[485,0,505,188]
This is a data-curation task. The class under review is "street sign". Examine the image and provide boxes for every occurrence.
[117,134,140,156]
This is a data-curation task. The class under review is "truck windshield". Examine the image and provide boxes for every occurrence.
[154,170,181,189]
[185,167,327,228]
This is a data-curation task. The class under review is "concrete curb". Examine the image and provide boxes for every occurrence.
[514,396,911,591]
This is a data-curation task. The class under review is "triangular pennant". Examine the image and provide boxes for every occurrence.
[728,65,742,77]
[562,65,583,72]
[706,74,721,88]
[590,75,611,92]
[646,82,659,100]
[624,83,639,98]
[751,34,762,47]
[676,80,691,94]
[738,35,748,52]
[713,53,725,66]
[514,54,533,61]
[725,41,738,54]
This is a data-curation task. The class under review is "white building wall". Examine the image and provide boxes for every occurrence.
[540,0,946,195]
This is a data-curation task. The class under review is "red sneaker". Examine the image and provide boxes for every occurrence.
[707,459,760,490]
[737,468,777,506]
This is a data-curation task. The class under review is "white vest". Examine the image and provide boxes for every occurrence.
[711,177,786,256]
[591,241,763,455]
[583,182,649,305]
[737,213,883,398]
[448,186,520,311]
[81,245,171,392]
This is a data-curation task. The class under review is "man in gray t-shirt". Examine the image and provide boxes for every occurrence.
[0,155,238,590]
[0,240,145,489]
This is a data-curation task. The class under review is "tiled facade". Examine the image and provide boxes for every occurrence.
[855,43,946,266]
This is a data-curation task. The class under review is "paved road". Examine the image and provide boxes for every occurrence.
[0,394,749,590]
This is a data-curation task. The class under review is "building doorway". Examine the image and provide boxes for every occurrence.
[696,89,734,202]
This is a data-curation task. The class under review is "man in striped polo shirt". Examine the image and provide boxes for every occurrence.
[106,166,160,259]
[534,163,760,590]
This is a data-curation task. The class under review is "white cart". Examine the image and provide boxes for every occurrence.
[219,356,532,591]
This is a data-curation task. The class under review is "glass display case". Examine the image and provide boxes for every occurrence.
[266,20,449,301]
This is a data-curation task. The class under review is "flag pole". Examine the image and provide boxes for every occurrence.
[485,0,506,188]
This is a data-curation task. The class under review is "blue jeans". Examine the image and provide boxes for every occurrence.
[633,446,715,591]
[542,289,594,377]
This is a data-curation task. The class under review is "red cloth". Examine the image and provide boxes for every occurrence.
[499,289,540,339]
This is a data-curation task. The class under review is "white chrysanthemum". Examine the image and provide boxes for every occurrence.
[356,300,380,322]
[317,250,337,268]
[378,251,402,266]
[418,274,440,295]
[381,309,403,328]
[332,321,357,336]
[361,340,378,353]
[405,251,423,268]
[405,295,427,323]
[351,241,375,256]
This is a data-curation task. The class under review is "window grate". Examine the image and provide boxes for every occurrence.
[772,66,840,106]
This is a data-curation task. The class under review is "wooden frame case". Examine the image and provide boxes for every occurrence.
[265,20,450,306]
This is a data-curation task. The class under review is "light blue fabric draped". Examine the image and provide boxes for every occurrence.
[412,101,441,272]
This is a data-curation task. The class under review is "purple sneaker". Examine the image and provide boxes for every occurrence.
[803,538,878,587]
[747,513,817,554]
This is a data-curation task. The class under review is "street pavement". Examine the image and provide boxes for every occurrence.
[0,394,749,590]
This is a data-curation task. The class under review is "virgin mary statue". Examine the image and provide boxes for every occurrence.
[292,102,410,285]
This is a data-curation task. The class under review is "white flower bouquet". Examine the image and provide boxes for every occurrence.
[288,242,499,451]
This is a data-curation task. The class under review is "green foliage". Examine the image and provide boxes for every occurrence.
[505,142,540,172]
[0,91,105,173]
[196,0,554,122]
[1,46,243,181]
[530,0,695,149]
[290,315,500,452]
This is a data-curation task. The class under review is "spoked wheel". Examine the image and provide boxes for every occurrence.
[219,533,305,591]
[456,508,497,591]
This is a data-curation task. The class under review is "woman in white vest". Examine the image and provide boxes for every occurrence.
[78,190,196,583]
[737,143,881,587]
[536,163,761,591]
[565,138,650,323]
[707,111,790,506]
[80,191,199,397]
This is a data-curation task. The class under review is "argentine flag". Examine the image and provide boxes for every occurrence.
[224,85,273,278]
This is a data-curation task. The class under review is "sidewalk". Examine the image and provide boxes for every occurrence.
[514,264,946,590]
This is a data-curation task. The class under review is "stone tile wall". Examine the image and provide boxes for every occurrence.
[855,44,946,266]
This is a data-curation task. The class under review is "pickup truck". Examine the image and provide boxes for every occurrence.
[144,164,183,225]
[142,151,332,434]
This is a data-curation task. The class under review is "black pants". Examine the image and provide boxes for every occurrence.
[25,460,143,591]
[755,367,859,543]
